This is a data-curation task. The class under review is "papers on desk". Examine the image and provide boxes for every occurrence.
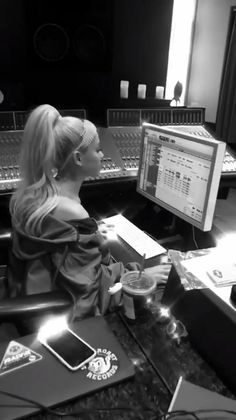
[169,248,236,312]
[182,252,236,288]
[101,214,166,259]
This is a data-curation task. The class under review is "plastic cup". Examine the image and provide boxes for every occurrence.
[120,271,156,322]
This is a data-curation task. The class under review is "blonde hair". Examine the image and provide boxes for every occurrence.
[10,104,98,236]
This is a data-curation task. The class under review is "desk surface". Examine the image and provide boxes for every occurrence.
[21,311,170,420]
[17,310,233,420]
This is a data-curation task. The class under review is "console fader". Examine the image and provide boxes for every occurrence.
[96,126,141,180]
[0,130,21,192]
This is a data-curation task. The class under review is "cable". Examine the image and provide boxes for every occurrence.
[118,311,174,397]
[159,408,236,419]
[143,230,159,242]
[0,389,65,416]
[158,408,236,420]
[160,410,200,419]
[0,389,156,418]
[1,388,236,419]
[195,408,236,418]
[192,225,199,249]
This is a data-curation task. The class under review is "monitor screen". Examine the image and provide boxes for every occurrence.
[137,124,226,231]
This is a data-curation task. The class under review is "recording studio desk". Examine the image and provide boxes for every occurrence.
[17,310,233,420]
[19,237,235,419]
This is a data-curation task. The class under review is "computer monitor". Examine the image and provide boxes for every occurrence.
[137,123,226,232]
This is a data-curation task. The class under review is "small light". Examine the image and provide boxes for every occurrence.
[131,357,143,367]
[166,318,188,343]
[156,305,172,323]
[159,306,171,318]
[37,315,68,341]
[145,296,153,305]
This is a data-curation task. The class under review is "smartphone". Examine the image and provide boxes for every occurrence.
[39,326,96,371]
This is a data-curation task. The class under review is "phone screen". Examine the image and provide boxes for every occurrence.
[46,329,95,368]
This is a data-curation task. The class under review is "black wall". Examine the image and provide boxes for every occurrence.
[113,0,173,99]
[0,0,173,122]
[0,0,27,109]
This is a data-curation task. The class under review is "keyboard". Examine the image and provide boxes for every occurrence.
[101,214,166,259]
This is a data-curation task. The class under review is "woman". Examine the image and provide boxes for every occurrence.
[9,104,169,319]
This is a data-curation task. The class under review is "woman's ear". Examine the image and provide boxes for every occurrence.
[73,150,82,166]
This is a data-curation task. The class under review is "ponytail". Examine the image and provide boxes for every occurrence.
[10,105,60,236]
[21,104,59,184]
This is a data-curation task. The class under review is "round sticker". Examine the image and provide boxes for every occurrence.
[82,348,119,381]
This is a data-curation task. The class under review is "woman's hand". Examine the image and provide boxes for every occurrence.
[98,222,116,241]
[144,264,172,283]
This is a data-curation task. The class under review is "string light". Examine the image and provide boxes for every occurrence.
[166,317,188,344]
[153,303,188,344]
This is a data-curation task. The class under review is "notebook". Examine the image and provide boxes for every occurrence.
[0,316,135,420]
[169,376,236,419]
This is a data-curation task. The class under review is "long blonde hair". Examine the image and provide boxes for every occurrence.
[10,104,97,236]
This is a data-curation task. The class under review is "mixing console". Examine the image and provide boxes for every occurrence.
[167,125,236,175]
[0,129,125,192]
[0,108,235,193]
[0,131,21,192]
[100,125,236,179]
[109,126,141,176]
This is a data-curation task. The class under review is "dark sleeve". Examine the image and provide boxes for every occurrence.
[51,231,140,319]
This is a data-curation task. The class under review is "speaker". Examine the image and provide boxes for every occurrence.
[24,0,114,72]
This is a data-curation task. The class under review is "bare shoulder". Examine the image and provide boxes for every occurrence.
[53,197,89,221]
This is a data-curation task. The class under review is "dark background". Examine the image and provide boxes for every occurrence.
[0,0,173,123]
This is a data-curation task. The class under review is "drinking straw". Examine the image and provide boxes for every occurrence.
[137,253,146,280]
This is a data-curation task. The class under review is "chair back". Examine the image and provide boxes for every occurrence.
[0,228,12,299]
[0,228,74,335]
[0,228,12,263]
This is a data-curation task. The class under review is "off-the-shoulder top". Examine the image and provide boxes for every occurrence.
[9,214,139,319]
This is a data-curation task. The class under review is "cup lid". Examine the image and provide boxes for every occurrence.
[121,271,156,296]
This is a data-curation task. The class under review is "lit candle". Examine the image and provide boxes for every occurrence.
[137,84,146,99]
[120,80,129,99]
[155,86,164,99]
